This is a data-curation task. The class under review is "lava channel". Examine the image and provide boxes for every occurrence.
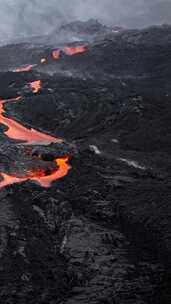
[0,99,62,145]
[0,157,71,189]
[0,96,70,188]
[52,45,86,60]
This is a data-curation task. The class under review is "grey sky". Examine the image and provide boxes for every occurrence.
[0,0,170,41]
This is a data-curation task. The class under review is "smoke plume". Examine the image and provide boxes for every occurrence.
[0,0,171,42]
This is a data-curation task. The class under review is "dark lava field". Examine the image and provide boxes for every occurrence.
[0,20,171,303]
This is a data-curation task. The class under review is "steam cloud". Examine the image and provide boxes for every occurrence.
[0,0,171,41]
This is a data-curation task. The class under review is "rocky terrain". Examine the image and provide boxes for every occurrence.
[0,20,171,303]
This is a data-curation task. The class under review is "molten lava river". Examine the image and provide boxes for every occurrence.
[0,90,70,189]
[0,157,70,189]
[0,44,87,189]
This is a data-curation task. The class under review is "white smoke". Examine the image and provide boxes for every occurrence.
[0,0,170,42]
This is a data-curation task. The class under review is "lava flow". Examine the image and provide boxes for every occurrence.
[52,45,86,60]
[0,44,86,189]
[0,99,62,145]
[32,157,71,187]
[14,64,35,72]
[29,80,42,93]
[63,46,86,55]
[0,157,70,189]
[0,96,70,188]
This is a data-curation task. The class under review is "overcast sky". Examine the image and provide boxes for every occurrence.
[0,0,170,41]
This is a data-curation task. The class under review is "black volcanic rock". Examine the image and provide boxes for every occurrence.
[0,24,171,304]
[53,26,171,79]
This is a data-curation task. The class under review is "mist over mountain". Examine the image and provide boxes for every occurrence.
[0,0,171,42]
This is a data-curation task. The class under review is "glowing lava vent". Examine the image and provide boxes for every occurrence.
[52,49,60,60]
[30,80,42,93]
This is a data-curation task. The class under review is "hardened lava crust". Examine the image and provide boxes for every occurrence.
[0,21,171,304]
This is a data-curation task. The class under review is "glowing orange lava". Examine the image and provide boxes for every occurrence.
[32,157,70,187]
[0,157,70,188]
[0,62,71,189]
[0,173,28,188]
[0,97,69,189]
[0,99,62,144]
[14,64,34,72]
[63,46,86,56]
[30,80,42,93]
[52,49,60,60]
[52,45,86,60]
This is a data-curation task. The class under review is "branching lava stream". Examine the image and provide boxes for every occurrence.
[0,94,70,188]
[0,43,86,189]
